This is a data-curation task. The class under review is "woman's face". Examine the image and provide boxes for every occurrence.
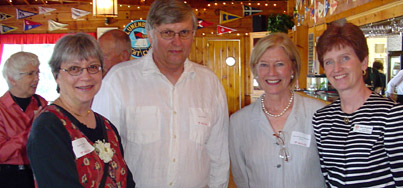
[256,46,294,96]
[323,45,367,93]
[10,63,40,98]
[56,57,102,106]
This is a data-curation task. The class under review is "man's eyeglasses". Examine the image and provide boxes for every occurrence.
[159,30,194,40]
[60,64,102,76]
[20,70,40,77]
[273,131,290,162]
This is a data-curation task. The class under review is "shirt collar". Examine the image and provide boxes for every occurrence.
[2,91,18,108]
[141,49,196,79]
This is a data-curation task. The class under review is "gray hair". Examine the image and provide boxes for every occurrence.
[250,32,301,88]
[3,51,40,87]
[99,29,131,54]
[145,0,198,34]
[49,33,104,79]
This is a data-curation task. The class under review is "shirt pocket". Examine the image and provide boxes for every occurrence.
[189,108,211,145]
[127,106,161,144]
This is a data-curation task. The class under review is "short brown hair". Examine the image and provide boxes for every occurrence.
[316,22,368,67]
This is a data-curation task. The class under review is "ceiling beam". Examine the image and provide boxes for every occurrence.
[24,0,30,5]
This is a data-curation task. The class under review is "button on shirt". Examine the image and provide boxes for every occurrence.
[92,50,230,188]
[0,92,47,165]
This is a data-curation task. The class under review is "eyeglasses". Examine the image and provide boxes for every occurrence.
[20,70,40,77]
[60,64,102,76]
[159,29,194,40]
[273,131,290,162]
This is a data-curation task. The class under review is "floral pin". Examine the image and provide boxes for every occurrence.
[93,140,114,163]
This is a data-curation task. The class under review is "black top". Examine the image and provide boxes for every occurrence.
[27,105,135,188]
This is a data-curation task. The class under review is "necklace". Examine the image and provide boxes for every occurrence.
[261,92,294,118]
[56,98,91,117]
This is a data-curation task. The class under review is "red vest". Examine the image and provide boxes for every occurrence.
[48,105,128,188]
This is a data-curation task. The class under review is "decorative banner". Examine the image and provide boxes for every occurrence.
[24,19,42,31]
[16,9,38,19]
[197,18,213,29]
[123,20,150,58]
[48,19,68,31]
[317,1,324,18]
[324,0,330,17]
[329,0,338,15]
[220,11,242,24]
[217,25,237,35]
[0,24,17,34]
[38,7,56,15]
[71,8,90,20]
[305,6,310,18]
[0,12,13,21]
[242,5,262,17]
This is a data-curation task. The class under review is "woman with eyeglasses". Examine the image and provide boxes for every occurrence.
[229,33,326,188]
[0,52,47,188]
[313,22,403,187]
[27,33,135,188]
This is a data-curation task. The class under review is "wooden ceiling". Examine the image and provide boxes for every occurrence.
[1,0,287,8]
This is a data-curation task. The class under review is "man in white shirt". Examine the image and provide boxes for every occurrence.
[92,0,230,187]
[386,69,403,103]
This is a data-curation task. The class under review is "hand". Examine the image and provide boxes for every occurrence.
[34,106,44,119]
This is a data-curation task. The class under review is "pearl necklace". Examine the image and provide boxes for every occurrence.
[261,92,294,118]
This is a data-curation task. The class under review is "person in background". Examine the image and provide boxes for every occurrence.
[92,0,230,187]
[363,66,381,91]
[313,21,403,187]
[229,33,326,188]
[0,52,47,188]
[386,69,403,103]
[98,29,132,76]
[27,33,135,188]
[372,60,386,95]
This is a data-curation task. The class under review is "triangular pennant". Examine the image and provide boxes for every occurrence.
[329,0,338,15]
[220,11,242,24]
[0,24,17,34]
[197,18,213,29]
[324,0,330,16]
[38,7,56,15]
[48,19,68,31]
[242,5,262,17]
[71,8,90,20]
[217,25,237,35]
[318,1,324,18]
[0,12,13,21]
[16,9,38,19]
[24,19,42,31]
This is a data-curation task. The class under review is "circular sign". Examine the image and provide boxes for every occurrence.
[124,20,151,58]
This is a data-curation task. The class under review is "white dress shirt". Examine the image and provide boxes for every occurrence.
[92,50,229,188]
[386,69,403,96]
[229,93,326,188]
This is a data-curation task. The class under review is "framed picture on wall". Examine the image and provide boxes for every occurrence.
[97,27,119,39]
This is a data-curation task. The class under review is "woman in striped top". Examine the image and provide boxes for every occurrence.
[313,21,403,187]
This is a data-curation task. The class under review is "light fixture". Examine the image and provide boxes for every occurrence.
[93,0,118,18]
[226,57,236,66]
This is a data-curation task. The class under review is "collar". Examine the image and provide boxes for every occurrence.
[1,91,23,108]
[141,49,196,79]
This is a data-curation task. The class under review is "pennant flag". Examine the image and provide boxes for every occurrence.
[71,8,90,20]
[304,6,310,18]
[16,9,38,19]
[48,19,68,31]
[0,12,13,21]
[0,24,17,34]
[242,5,262,17]
[324,0,330,16]
[197,18,213,29]
[317,1,324,18]
[220,11,242,24]
[24,19,42,31]
[38,7,56,15]
[217,25,237,35]
[329,0,338,15]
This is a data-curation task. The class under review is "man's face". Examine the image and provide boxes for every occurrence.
[148,16,194,70]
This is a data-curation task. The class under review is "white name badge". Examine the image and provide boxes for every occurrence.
[72,137,95,159]
[290,131,311,148]
[353,124,373,134]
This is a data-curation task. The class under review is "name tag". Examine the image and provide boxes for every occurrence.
[353,124,373,134]
[290,131,311,148]
[72,137,94,159]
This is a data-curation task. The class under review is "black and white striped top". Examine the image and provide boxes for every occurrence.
[313,93,403,188]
